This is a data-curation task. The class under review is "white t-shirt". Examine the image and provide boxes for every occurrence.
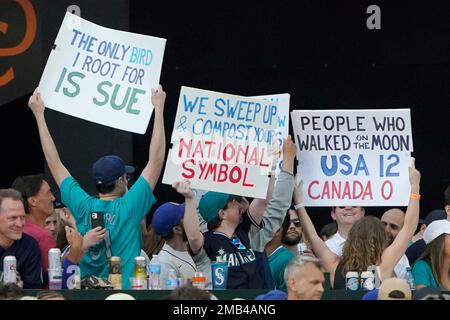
[324,232,410,280]
[158,243,197,286]
[325,232,346,256]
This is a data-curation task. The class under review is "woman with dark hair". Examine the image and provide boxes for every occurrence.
[412,219,450,290]
[294,159,421,289]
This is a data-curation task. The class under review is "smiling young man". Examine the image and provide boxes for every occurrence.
[325,206,365,256]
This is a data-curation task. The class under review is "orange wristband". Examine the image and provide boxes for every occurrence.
[410,193,421,200]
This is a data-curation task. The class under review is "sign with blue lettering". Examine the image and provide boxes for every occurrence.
[291,109,413,206]
[163,86,279,199]
[250,93,290,178]
[39,12,166,134]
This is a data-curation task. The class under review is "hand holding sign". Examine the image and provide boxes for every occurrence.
[172,180,195,200]
[151,84,166,113]
[408,158,421,194]
[28,87,45,115]
[283,135,297,161]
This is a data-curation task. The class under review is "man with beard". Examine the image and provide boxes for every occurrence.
[265,206,305,291]
[381,208,411,280]
[151,202,201,287]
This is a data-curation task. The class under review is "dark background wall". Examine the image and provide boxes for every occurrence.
[1,0,449,230]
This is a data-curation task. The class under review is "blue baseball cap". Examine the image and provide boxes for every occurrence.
[92,155,134,186]
[151,202,186,237]
[255,290,287,300]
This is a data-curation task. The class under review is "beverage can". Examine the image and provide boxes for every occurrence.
[361,271,375,290]
[48,248,62,290]
[3,256,17,284]
[297,243,308,254]
[345,271,359,291]
[48,248,62,270]
[109,256,121,274]
[134,256,146,279]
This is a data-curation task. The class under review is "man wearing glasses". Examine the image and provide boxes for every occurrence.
[265,205,304,291]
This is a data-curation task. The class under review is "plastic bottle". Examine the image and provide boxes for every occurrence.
[165,269,178,290]
[405,267,415,291]
[148,254,161,289]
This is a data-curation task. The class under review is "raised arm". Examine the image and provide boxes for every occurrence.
[173,180,204,254]
[248,141,280,217]
[28,88,70,186]
[380,158,421,279]
[140,85,166,190]
[294,178,340,274]
[249,136,296,225]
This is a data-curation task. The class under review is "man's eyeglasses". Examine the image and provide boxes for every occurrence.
[290,219,301,227]
[336,206,358,209]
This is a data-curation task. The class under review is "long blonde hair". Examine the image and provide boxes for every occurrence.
[341,216,389,275]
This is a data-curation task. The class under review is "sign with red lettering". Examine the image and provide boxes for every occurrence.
[291,109,413,206]
[163,87,279,198]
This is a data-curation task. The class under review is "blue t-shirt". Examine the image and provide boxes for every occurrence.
[61,176,156,289]
[0,234,42,289]
[412,259,441,289]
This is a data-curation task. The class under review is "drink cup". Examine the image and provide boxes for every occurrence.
[211,262,228,290]
[192,272,206,289]
[129,277,146,290]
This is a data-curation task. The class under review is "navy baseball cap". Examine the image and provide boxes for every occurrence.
[92,155,134,186]
[421,209,446,226]
[151,202,186,237]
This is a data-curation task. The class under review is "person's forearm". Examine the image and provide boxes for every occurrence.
[66,245,85,264]
[183,197,203,253]
[282,155,294,174]
[147,110,165,182]
[265,174,276,202]
[34,113,63,178]
[297,207,320,243]
[404,183,420,232]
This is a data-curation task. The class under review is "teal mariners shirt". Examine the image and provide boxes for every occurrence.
[268,246,295,292]
[61,176,156,289]
[412,259,440,289]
